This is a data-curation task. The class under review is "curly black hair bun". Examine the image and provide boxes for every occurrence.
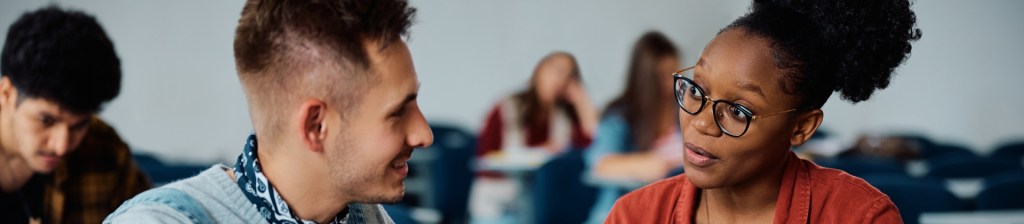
[729,0,922,107]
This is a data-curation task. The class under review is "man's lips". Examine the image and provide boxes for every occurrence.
[391,151,412,177]
[39,155,62,167]
[391,159,409,168]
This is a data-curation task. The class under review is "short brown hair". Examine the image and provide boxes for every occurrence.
[233,0,416,138]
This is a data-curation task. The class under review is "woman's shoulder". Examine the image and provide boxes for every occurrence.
[607,174,693,222]
[622,174,690,199]
[803,159,889,200]
[800,159,901,222]
[610,174,692,209]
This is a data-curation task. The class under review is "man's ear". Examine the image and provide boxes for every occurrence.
[790,109,824,147]
[0,76,17,108]
[298,99,328,153]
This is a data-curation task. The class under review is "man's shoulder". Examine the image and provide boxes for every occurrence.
[104,165,264,224]
[103,187,211,223]
[75,117,127,154]
[161,165,260,217]
[162,165,235,195]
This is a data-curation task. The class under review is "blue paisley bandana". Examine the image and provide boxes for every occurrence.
[234,133,349,224]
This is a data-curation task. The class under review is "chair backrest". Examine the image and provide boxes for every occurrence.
[868,175,967,224]
[816,156,906,177]
[926,157,1021,179]
[132,153,210,185]
[891,133,935,150]
[533,149,598,224]
[922,144,978,161]
[427,124,477,224]
[861,173,943,186]
[989,141,1024,166]
[976,171,1024,210]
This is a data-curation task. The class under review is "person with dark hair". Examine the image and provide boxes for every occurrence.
[469,51,598,223]
[0,5,151,224]
[583,31,683,223]
[606,0,921,223]
[105,0,431,223]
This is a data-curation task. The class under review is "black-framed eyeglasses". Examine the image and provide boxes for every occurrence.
[672,66,798,137]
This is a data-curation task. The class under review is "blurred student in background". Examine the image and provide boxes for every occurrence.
[606,0,921,222]
[0,6,151,223]
[469,52,598,223]
[584,31,684,223]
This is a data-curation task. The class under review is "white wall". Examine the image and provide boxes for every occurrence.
[0,0,1020,163]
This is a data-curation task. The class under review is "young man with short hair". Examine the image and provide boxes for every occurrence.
[105,0,432,223]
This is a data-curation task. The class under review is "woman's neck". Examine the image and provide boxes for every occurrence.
[697,155,788,223]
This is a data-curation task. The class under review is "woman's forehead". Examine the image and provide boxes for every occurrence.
[696,29,787,99]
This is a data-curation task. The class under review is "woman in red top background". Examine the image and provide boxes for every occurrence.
[607,0,921,223]
[469,52,598,223]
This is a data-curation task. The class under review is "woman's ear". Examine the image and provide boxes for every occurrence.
[298,99,327,153]
[790,109,824,146]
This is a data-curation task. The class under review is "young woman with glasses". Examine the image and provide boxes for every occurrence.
[605,0,921,223]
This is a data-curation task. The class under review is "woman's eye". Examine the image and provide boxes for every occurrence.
[688,86,703,99]
[729,105,750,120]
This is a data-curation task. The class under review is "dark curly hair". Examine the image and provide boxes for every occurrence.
[724,0,922,108]
[1,5,122,114]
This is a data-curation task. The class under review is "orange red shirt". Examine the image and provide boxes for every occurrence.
[606,152,902,223]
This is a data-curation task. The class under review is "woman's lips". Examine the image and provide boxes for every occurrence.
[684,143,720,168]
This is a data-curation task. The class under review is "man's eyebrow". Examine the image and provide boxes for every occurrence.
[39,111,54,118]
[389,83,420,112]
[405,83,420,103]
[71,117,91,127]
[401,93,418,106]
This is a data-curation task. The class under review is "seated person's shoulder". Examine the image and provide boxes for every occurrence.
[71,117,131,159]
